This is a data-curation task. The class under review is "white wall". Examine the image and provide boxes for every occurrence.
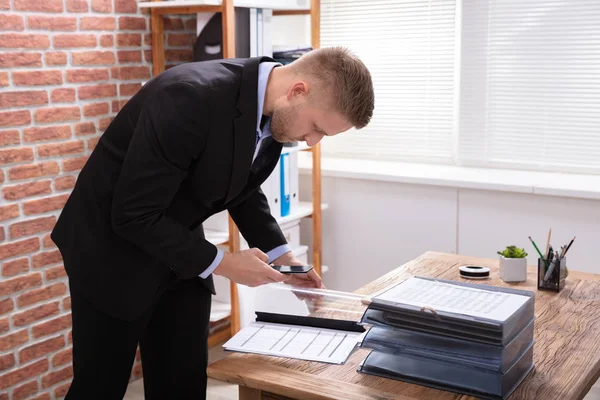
[300,175,600,292]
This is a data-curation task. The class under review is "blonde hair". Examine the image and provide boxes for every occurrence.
[292,47,374,129]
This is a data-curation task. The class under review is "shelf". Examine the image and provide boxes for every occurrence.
[281,142,311,155]
[205,229,229,246]
[210,300,232,322]
[139,0,310,11]
[276,201,328,226]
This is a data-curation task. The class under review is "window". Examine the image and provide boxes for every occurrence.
[320,0,600,175]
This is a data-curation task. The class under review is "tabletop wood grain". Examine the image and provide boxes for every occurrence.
[207,251,600,400]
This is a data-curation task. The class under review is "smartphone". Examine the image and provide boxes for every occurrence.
[271,265,313,274]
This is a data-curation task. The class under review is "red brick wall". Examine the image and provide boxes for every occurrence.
[0,0,197,398]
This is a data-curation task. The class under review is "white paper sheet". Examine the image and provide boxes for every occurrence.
[375,277,529,322]
[223,322,363,364]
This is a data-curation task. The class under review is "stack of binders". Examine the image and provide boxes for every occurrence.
[358,277,535,400]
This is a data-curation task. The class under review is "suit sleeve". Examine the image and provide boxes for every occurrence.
[228,187,290,261]
[110,81,218,279]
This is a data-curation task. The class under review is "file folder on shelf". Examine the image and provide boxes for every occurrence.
[280,153,291,217]
[358,342,534,400]
[362,277,535,345]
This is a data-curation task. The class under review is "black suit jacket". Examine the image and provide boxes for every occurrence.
[51,57,287,321]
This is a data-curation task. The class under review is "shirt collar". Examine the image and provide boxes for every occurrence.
[257,61,281,137]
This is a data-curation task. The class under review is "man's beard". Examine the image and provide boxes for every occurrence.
[270,103,299,143]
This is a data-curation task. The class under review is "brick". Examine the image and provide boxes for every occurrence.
[168,33,195,47]
[119,16,146,30]
[10,217,56,239]
[0,272,42,296]
[116,33,141,47]
[54,383,70,398]
[0,71,7,86]
[100,34,113,47]
[27,16,76,31]
[54,176,76,191]
[0,147,34,166]
[19,335,63,363]
[52,347,72,367]
[0,359,47,390]
[54,34,96,49]
[68,330,72,343]
[51,88,76,103]
[38,141,84,158]
[0,318,8,334]
[0,0,8,9]
[46,265,66,281]
[83,102,109,117]
[67,68,109,83]
[185,18,196,30]
[0,51,42,68]
[166,49,193,62]
[0,227,4,241]
[131,363,143,379]
[13,303,60,329]
[0,14,25,31]
[3,258,29,277]
[13,71,62,86]
[0,298,13,315]
[99,117,113,131]
[0,130,20,147]
[75,122,95,135]
[87,137,100,151]
[164,17,184,31]
[42,365,73,388]
[81,16,115,30]
[91,0,111,12]
[112,100,120,113]
[117,50,141,63]
[66,0,88,12]
[0,110,30,127]
[0,353,15,372]
[112,66,150,80]
[14,0,62,12]
[31,394,51,400]
[18,283,66,308]
[62,297,70,310]
[43,234,56,249]
[9,161,60,181]
[63,156,88,172]
[0,34,50,49]
[45,52,67,66]
[0,204,19,222]
[0,90,47,108]
[3,181,52,201]
[143,50,152,63]
[13,380,39,400]
[115,0,136,13]
[32,250,62,268]
[78,84,117,100]
[24,194,69,215]
[0,329,28,352]
[24,126,71,143]
[35,107,81,124]
[144,34,152,46]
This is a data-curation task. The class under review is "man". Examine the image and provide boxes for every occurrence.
[51,46,374,399]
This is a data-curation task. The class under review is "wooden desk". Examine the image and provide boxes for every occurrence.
[207,251,600,400]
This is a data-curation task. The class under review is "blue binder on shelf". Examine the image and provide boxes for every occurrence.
[280,153,291,217]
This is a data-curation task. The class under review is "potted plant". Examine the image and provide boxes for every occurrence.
[497,246,528,282]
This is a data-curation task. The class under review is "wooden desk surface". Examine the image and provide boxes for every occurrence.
[207,251,600,400]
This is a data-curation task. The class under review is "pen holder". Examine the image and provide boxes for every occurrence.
[537,257,566,292]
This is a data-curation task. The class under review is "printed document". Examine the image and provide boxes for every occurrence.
[375,277,529,322]
[223,322,362,364]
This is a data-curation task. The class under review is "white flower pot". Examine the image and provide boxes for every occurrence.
[499,256,527,282]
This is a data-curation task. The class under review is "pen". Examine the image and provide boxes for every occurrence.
[563,236,576,257]
[544,228,552,260]
[529,236,547,264]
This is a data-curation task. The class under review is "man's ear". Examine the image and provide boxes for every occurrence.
[287,81,308,100]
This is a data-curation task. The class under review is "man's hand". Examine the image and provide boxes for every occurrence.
[214,248,288,287]
[271,252,325,289]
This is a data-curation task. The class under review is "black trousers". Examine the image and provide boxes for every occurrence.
[65,276,212,400]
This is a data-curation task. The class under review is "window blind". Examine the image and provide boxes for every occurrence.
[319,0,457,164]
[458,0,600,174]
